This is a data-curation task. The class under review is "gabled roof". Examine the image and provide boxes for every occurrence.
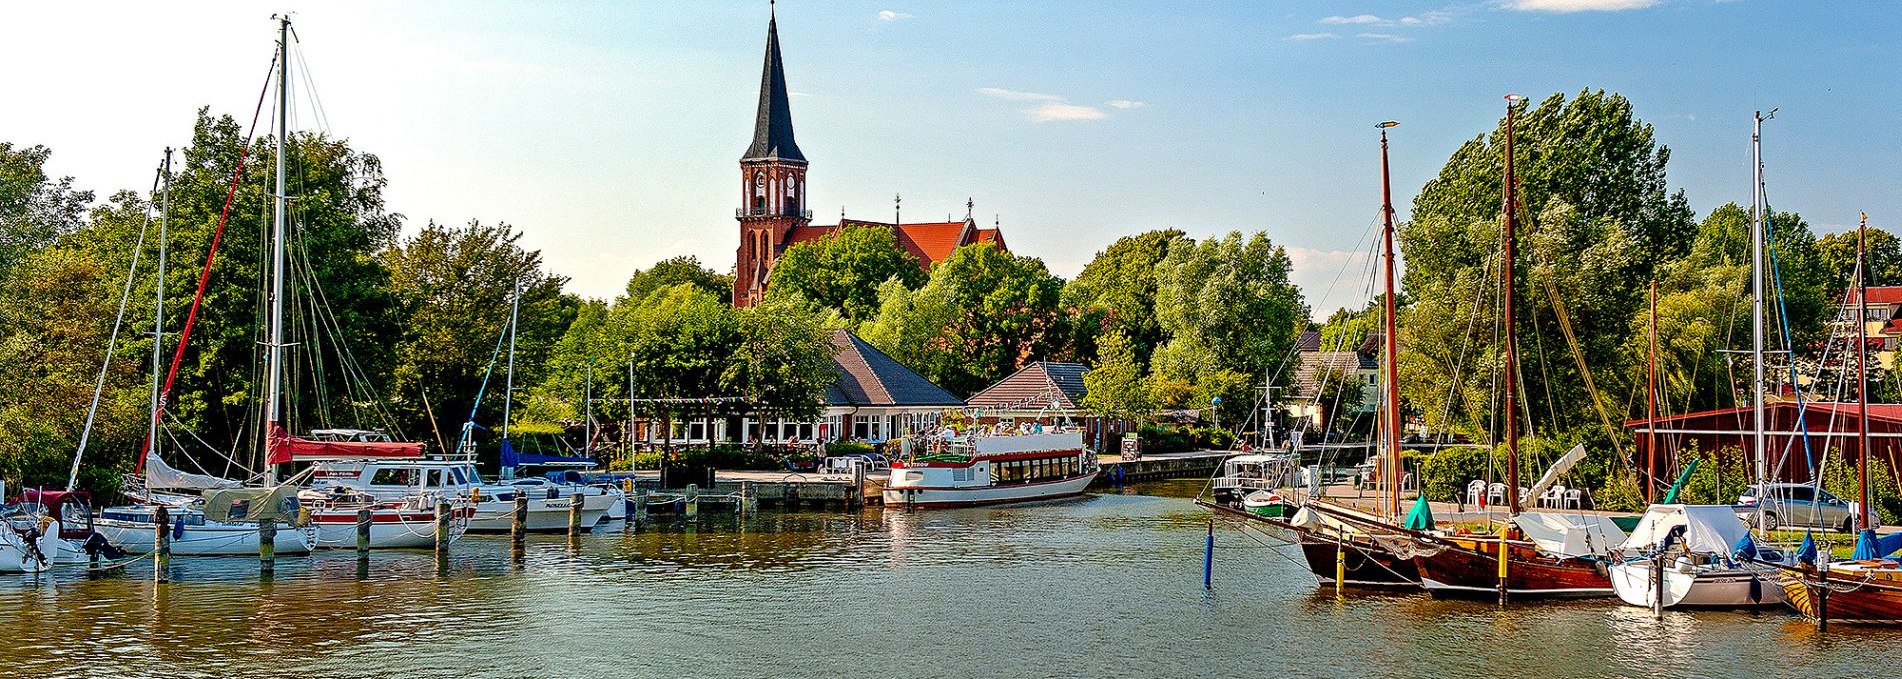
[1292,351,1377,394]
[826,329,962,407]
[742,13,804,163]
[966,362,1090,411]
[1295,330,1322,352]
[1845,286,1902,306]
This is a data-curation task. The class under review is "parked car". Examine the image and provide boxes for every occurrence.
[1734,483,1856,531]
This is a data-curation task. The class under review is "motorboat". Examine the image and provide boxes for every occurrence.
[883,431,1098,508]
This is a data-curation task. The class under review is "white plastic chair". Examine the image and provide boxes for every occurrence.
[1540,484,1566,508]
[1466,480,1487,506]
[1486,482,1507,506]
[1564,488,1584,509]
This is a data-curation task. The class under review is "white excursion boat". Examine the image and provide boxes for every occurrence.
[1609,504,1787,609]
[883,431,1099,508]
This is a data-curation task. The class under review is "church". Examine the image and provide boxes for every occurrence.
[732,8,1006,307]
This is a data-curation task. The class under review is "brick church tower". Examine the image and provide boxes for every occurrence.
[733,6,809,308]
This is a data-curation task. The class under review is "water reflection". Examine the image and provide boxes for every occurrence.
[0,484,1897,678]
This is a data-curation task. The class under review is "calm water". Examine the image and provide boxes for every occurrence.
[1,480,1892,679]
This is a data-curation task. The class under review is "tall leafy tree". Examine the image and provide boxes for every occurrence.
[381,219,575,446]
[1150,230,1304,423]
[0,142,93,280]
[1081,331,1148,419]
[766,225,927,322]
[860,243,1064,396]
[625,255,732,303]
[1817,225,1902,294]
[1062,229,1187,368]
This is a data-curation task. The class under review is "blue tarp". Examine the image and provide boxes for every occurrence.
[499,439,592,469]
[1795,531,1818,566]
[1732,532,1758,561]
[1851,529,1902,560]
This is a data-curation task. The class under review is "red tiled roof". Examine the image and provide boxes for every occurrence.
[972,228,1005,251]
[1846,286,1902,305]
[783,218,1006,271]
[782,225,836,248]
[966,362,1089,410]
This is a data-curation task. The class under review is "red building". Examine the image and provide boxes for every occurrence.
[1628,401,1902,490]
[731,9,1004,307]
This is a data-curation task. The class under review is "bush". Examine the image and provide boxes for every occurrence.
[825,441,876,457]
[1821,451,1902,525]
[1138,426,1194,454]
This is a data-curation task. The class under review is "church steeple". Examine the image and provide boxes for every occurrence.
[743,6,804,162]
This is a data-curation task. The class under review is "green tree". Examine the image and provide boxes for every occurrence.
[767,225,927,322]
[724,296,838,439]
[381,219,575,445]
[1062,229,1188,368]
[1081,331,1148,419]
[1817,225,1902,293]
[1149,230,1304,423]
[0,142,93,280]
[625,255,732,303]
[860,243,1065,396]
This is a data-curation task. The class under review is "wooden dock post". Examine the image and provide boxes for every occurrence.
[258,521,277,576]
[153,505,170,583]
[633,488,649,525]
[355,508,372,558]
[434,500,451,555]
[740,481,757,514]
[1816,564,1830,632]
[685,483,700,518]
[568,494,585,536]
[851,464,865,510]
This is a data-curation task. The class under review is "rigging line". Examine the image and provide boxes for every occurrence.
[162,410,254,476]
[288,218,403,439]
[140,50,279,467]
[1536,256,1632,466]
[1763,202,1817,478]
[69,165,164,491]
[287,29,333,136]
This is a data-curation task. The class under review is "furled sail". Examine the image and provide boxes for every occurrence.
[265,422,423,465]
[143,451,240,490]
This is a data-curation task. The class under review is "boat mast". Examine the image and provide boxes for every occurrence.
[502,277,521,440]
[1750,110,1771,522]
[1646,279,1658,505]
[264,15,291,482]
[1378,120,1402,520]
[1856,212,1871,531]
[1502,94,1523,512]
[585,359,595,455]
[146,148,173,495]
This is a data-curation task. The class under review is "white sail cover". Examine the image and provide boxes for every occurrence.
[1513,511,1627,558]
[1617,504,1749,555]
[144,451,240,490]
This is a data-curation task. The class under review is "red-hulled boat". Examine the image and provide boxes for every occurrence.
[1411,536,1613,599]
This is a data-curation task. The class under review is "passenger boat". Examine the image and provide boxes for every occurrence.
[1608,504,1784,609]
[882,431,1098,508]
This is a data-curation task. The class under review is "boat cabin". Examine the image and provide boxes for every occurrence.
[7,489,96,540]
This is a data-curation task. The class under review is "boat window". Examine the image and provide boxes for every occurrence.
[451,467,469,485]
[370,468,415,486]
[426,469,443,488]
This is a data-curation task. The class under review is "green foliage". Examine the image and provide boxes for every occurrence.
[1062,229,1187,368]
[625,255,732,303]
[382,219,575,444]
[767,226,926,322]
[1149,230,1303,423]
[1820,452,1902,526]
[1081,331,1148,419]
[1317,304,1379,355]
[824,440,876,457]
[1673,446,1751,507]
[860,243,1065,396]
[0,142,92,280]
[1418,445,1494,503]
[1817,226,1902,292]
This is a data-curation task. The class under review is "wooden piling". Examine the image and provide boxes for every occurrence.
[740,481,757,514]
[685,483,699,518]
[434,500,451,554]
[1816,565,1830,632]
[356,508,372,558]
[153,505,170,583]
[633,488,649,524]
[568,494,584,536]
[851,464,865,510]
[258,521,276,575]
[511,494,529,545]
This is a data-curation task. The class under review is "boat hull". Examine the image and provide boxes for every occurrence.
[1782,567,1902,623]
[1609,561,1782,608]
[0,531,50,573]
[1297,534,1422,588]
[882,472,1096,509]
[1413,541,1613,599]
[308,508,468,549]
[467,493,616,532]
[96,517,312,556]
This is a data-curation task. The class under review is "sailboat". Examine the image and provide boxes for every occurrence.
[92,149,313,557]
[1405,95,1624,601]
[1778,211,1902,623]
[1198,120,1422,590]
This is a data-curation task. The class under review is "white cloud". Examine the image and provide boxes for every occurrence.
[1286,32,1340,41]
[1503,0,1658,12]
[877,10,914,21]
[1400,11,1454,25]
[1106,99,1145,109]
[1322,13,1389,25]
[976,87,1063,102]
[1357,32,1414,43]
[1028,102,1107,122]
[1286,246,1380,315]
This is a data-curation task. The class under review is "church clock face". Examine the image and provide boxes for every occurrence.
[754,173,765,196]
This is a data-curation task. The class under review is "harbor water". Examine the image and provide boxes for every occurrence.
[1,479,1893,678]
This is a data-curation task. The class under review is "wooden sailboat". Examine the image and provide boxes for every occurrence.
[1780,211,1902,624]
[1407,95,1615,601]
[1198,120,1420,589]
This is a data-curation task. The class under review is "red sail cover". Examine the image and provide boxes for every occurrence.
[266,422,424,465]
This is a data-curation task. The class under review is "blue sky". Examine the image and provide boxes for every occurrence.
[2,1,1894,313]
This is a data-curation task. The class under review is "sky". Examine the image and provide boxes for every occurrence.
[2,1,1896,314]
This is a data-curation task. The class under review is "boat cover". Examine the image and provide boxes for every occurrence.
[143,451,240,490]
[499,439,592,468]
[1513,511,1627,558]
[1403,494,1435,531]
[1618,504,1749,555]
[265,422,423,465]
[1852,529,1902,560]
[202,485,301,523]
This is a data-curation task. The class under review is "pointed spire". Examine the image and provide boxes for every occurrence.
[743,5,805,162]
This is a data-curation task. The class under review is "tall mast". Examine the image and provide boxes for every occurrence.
[265,15,291,481]
[1750,111,1770,509]
[1646,279,1659,505]
[502,277,521,440]
[1856,212,1871,531]
[1377,120,1402,519]
[1502,94,1523,512]
[146,148,173,492]
[584,359,595,454]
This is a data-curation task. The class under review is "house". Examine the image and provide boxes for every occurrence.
[1840,285,1902,370]
[964,361,1133,453]
[1282,329,1381,429]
